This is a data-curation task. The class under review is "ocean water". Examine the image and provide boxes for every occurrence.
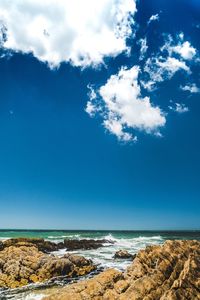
[0,230,200,299]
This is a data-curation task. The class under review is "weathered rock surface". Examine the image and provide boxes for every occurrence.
[44,240,200,300]
[114,250,135,260]
[0,245,96,289]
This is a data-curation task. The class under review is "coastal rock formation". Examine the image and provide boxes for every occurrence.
[114,250,135,260]
[44,240,200,300]
[63,239,110,250]
[0,244,96,289]
[1,238,111,253]
[2,238,63,253]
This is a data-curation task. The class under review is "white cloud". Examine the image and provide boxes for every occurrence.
[169,103,189,113]
[180,83,200,93]
[172,41,196,60]
[147,13,160,25]
[85,85,99,116]
[143,33,195,91]
[86,66,166,141]
[138,38,148,60]
[161,33,196,60]
[0,0,136,68]
[144,56,190,90]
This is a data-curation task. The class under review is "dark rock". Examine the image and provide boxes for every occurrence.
[0,241,3,251]
[114,249,135,259]
[2,238,64,253]
[63,239,111,250]
[1,238,112,253]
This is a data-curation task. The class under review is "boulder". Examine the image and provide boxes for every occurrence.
[43,240,200,300]
[0,244,96,289]
[114,250,135,260]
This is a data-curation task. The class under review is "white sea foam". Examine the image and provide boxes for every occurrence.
[0,237,11,241]
[51,234,164,271]
[0,232,164,299]
[23,294,45,300]
[47,234,81,239]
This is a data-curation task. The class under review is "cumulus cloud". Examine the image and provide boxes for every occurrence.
[169,103,189,113]
[0,0,136,68]
[180,83,200,93]
[86,66,166,141]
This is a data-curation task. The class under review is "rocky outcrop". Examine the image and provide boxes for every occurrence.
[1,238,110,253]
[63,239,110,250]
[0,245,96,289]
[44,240,200,300]
[2,238,63,253]
[114,250,135,260]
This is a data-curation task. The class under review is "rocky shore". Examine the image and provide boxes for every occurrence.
[0,237,110,253]
[0,237,110,289]
[1,238,200,299]
[43,240,200,300]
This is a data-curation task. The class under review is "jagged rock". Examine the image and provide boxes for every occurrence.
[114,250,135,260]
[44,240,200,300]
[2,238,63,253]
[63,239,111,250]
[0,245,96,289]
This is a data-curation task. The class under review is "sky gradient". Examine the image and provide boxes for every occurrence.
[0,0,200,230]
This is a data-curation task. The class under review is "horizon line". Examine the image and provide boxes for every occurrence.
[0,228,200,232]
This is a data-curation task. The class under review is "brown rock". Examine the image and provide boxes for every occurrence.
[114,250,135,260]
[43,240,200,300]
[45,269,123,300]
[2,238,64,253]
[0,244,96,289]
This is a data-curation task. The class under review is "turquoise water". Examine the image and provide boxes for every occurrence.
[1,229,200,241]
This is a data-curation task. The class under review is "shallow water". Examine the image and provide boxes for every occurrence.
[0,230,200,299]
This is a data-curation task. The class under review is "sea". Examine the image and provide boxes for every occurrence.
[0,230,200,300]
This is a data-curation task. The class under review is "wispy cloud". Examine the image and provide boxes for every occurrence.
[180,83,200,93]
[143,56,190,91]
[161,33,196,60]
[147,13,160,25]
[138,38,148,60]
[142,33,196,91]
[169,103,189,114]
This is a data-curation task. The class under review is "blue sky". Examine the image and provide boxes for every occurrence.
[0,0,200,229]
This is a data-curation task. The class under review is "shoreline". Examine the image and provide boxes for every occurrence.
[0,233,200,299]
[44,239,200,300]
